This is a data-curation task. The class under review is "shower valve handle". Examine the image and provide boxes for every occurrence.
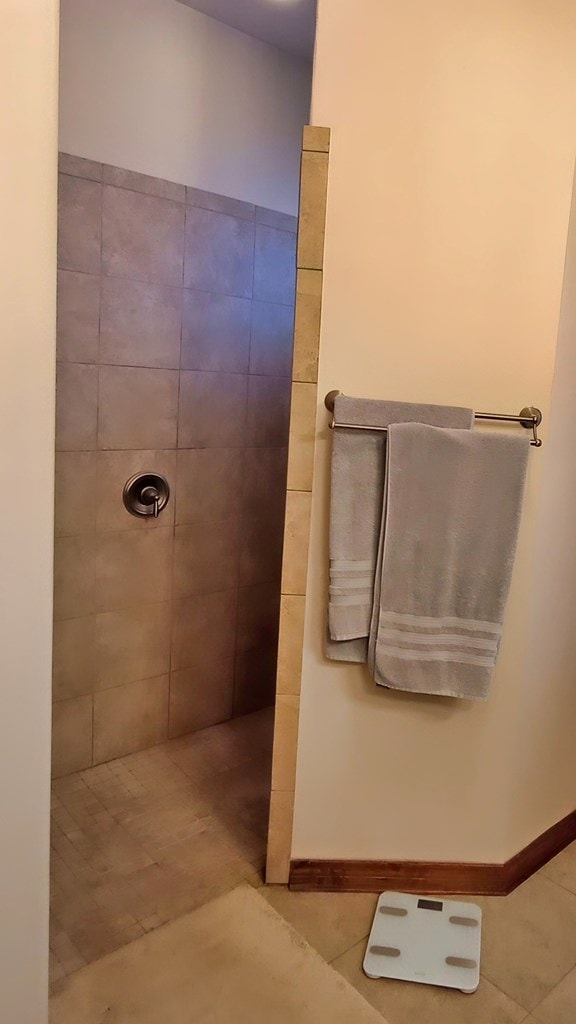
[123,473,170,519]
[140,485,160,517]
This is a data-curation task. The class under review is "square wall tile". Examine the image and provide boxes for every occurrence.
[246,375,291,448]
[249,301,295,378]
[276,595,305,695]
[93,675,169,763]
[53,534,96,621]
[94,528,173,612]
[176,449,244,525]
[57,270,100,363]
[292,270,322,383]
[173,520,240,599]
[102,185,184,286]
[239,514,285,588]
[52,696,93,778]
[178,371,247,449]
[102,164,185,202]
[234,647,278,717]
[96,450,176,532]
[171,591,237,672]
[271,695,300,791]
[236,583,281,653]
[184,206,254,298]
[55,362,98,451]
[54,452,98,537]
[181,289,251,373]
[58,174,102,274]
[256,207,298,233]
[281,491,312,596]
[95,603,171,690]
[297,151,329,271]
[266,789,294,884]
[186,186,255,221]
[59,153,103,181]
[242,447,288,522]
[286,383,317,492]
[52,615,96,701]
[98,366,179,450]
[253,224,297,306]
[100,277,182,369]
[168,660,234,738]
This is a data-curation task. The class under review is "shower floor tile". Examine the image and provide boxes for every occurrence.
[49,707,274,990]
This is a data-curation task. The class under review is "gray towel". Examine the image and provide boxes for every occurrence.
[326,395,474,663]
[368,423,529,700]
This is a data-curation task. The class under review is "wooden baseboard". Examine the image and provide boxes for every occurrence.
[289,808,576,895]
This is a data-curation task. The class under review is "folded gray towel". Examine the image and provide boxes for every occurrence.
[326,395,474,663]
[368,423,529,700]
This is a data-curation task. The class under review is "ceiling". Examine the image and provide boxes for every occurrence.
[176,0,317,59]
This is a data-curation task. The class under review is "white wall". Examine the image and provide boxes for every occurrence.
[292,0,576,863]
[59,0,311,214]
[0,0,58,1020]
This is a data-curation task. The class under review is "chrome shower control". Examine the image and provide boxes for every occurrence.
[123,473,170,518]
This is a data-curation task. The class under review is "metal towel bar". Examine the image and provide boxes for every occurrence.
[324,391,543,447]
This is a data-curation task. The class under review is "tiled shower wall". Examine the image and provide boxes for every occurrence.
[52,153,296,778]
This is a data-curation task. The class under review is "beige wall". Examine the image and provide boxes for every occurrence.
[507,166,576,853]
[0,0,58,1019]
[292,0,576,862]
[59,0,311,215]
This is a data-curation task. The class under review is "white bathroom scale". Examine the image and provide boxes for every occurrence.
[363,891,482,993]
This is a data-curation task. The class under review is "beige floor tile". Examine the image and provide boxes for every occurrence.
[121,791,210,856]
[49,710,275,989]
[50,886,384,1024]
[157,818,260,897]
[51,884,145,964]
[531,964,576,1023]
[333,938,526,1024]
[65,821,154,880]
[478,874,576,1010]
[540,841,576,894]
[262,888,377,962]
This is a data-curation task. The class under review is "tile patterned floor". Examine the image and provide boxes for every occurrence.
[262,846,576,1024]
[50,714,576,1023]
[49,708,273,989]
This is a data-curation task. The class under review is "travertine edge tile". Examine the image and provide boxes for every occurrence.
[267,127,330,885]
[292,270,323,384]
[281,491,313,597]
[270,696,300,792]
[297,151,329,271]
[286,382,318,492]
[266,789,295,884]
[302,126,331,154]
[276,596,306,696]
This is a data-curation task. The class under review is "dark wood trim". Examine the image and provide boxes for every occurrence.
[289,808,576,896]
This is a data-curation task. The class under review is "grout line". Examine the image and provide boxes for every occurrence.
[327,932,372,967]
[537,869,576,899]
[55,355,292,380]
[230,213,259,720]
[58,264,296,309]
